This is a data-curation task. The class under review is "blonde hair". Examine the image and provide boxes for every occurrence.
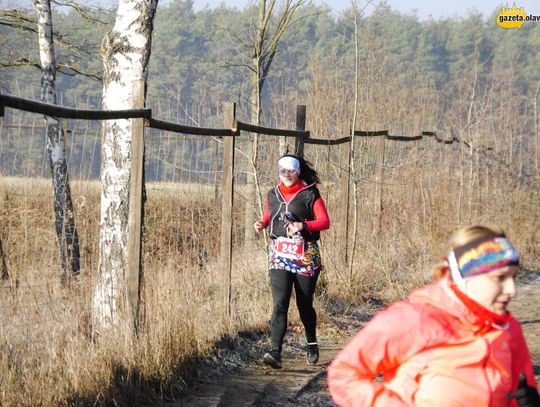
[431,225,507,281]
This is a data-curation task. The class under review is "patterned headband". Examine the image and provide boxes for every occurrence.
[447,235,519,283]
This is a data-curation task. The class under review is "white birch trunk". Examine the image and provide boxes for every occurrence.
[93,0,157,331]
[33,0,80,281]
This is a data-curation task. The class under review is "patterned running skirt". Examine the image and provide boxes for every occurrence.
[269,239,323,276]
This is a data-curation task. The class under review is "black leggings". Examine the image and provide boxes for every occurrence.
[269,268,319,351]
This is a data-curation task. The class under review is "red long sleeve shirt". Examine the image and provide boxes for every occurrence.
[259,182,330,232]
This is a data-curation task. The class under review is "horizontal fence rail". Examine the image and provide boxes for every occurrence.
[1,94,449,144]
[0,94,152,120]
[236,120,309,138]
[306,136,351,145]
[148,117,235,137]
[355,130,389,137]
[307,130,467,146]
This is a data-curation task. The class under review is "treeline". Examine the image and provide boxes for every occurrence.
[1,0,539,181]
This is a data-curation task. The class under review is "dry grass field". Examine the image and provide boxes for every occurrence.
[0,176,272,406]
[0,157,539,406]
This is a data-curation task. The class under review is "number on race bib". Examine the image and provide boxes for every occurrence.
[275,237,305,260]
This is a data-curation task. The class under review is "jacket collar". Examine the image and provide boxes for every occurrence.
[408,277,512,332]
[275,182,314,203]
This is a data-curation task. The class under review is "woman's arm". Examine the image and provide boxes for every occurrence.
[328,303,431,406]
[509,319,538,390]
[304,197,330,232]
[254,197,270,232]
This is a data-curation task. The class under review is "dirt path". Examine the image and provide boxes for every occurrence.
[174,338,346,407]
[173,275,540,406]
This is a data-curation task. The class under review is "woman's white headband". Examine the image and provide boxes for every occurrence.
[278,156,301,174]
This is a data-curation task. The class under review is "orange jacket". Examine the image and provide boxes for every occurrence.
[327,278,536,406]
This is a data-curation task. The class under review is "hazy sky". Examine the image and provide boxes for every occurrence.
[2,0,538,21]
[193,0,540,20]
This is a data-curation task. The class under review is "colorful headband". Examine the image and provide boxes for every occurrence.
[278,156,301,175]
[447,235,519,284]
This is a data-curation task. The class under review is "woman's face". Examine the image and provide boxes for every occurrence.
[279,168,300,186]
[463,265,518,315]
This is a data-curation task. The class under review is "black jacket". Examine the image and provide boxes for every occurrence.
[267,183,320,242]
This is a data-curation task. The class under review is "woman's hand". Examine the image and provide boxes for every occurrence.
[507,374,540,407]
[254,221,266,233]
[287,222,304,233]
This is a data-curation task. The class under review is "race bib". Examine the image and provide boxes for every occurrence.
[275,237,305,260]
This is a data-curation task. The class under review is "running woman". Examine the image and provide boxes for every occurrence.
[327,225,539,407]
[254,155,330,369]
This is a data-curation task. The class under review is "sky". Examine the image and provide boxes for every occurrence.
[2,0,538,20]
[192,0,540,20]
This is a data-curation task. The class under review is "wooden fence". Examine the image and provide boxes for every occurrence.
[0,88,457,326]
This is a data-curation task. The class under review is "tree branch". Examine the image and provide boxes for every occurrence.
[0,10,36,24]
[220,61,256,73]
[51,0,110,25]
[0,58,41,69]
[0,58,101,81]
[261,0,305,64]
[57,63,102,81]
[0,11,38,34]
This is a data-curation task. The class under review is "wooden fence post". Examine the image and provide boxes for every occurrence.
[221,102,236,317]
[340,121,352,267]
[0,234,8,281]
[294,105,307,157]
[126,80,145,332]
[373,135,386,235]
[0,104,7,280]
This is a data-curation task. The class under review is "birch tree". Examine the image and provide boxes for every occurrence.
[92,0,158,331]
[32,0,80,280]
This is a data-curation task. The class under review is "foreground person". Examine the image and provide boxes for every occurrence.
[254,155,330,369]
[327,225,539,406]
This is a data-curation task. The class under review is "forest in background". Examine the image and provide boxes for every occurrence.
[1,0,540,183]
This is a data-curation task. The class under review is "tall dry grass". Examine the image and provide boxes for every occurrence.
[1,134,539,405]
[0,174,292,406]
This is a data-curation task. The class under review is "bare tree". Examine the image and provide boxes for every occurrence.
[32,0,80,281]
[347,0,374,283]
[92,0,158,331]
[242,0,305,247]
